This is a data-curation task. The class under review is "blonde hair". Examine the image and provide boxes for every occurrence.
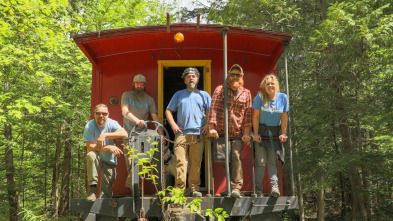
[259,74,280,107]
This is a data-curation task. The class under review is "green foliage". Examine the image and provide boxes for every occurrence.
[205,207,229,221]
[157,186,187,205]
[0,0,171,220]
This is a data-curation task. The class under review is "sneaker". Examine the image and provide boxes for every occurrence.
[230,189,241,198]
[86,186,97,202]
[191,191,202,197]
[271,186,280,198]
[256,191,263,197]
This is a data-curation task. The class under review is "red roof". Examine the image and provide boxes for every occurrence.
[73,24,293,66]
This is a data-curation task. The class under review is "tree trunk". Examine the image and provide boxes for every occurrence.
[292,136,305,221]
[4,124,19,221]
[52,124,62,218]
[339,121,367,220]
[316,172,325,221]
[17,131,25,208]
[59,126,72,217]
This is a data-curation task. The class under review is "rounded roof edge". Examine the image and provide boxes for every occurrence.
[73,23,293,44]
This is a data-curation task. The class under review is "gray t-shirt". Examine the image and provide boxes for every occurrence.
[121,91,157,132]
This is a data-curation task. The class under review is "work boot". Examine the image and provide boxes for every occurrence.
[230,189,241,198]
[191,191,202,198]
[87,185,98,202]
[271,186,280,198]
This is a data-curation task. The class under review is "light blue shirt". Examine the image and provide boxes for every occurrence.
[253,92,289,127]
[167,89,211,135]
[83,118,123,165]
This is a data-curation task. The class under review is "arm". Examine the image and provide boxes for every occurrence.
[151,113,164,136]
[279,112,288,142]
[121,104,145,127]
[208,87,221,139]
[96,128,128,148]
[201,113,209,135]
[241,92,253,142]
[252,109,261,142]
[86,141,123,157]
[209,123,219,139]
[165,109,183,134]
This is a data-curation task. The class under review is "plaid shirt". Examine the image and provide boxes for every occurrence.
[208,85,252,137]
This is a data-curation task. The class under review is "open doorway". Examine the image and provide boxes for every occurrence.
[157,60,211,192]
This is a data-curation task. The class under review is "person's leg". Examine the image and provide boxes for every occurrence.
[254,142,267,193]
[86,151,100,185]
[100,162,117,198]
[267,141,280,197]
[86,151,100,201]
[173,135,188,191]
[230,140,243,197]
[123,139,133,189]
[188,135,204,195]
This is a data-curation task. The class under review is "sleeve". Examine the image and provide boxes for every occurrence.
[121,92,129,106]
[83,122,95,142]
[283,94,289,112]
[252,94,262,110]
[110,119,123,132]
[208,86,222,125]
[243,90,253,127]
[167,92,178,112]
[149,96,158,114]
[205,92,212,111]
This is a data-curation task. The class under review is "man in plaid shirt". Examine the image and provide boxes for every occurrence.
[208,64,252,198]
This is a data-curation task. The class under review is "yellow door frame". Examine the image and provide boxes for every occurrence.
[157,60,212,192]
[157,60,212,123]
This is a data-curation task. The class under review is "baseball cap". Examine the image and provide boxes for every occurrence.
[133,74,146,82]
[229,64,243,73]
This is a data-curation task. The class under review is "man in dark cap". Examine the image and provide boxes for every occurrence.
[165,67,211,197]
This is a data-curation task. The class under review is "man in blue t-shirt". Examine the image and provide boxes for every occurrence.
[83,104,128,202]
[165,67,211,197]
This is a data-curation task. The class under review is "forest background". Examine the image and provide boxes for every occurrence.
[1,0,392,220]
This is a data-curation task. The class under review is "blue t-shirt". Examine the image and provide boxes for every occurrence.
[253,92,289,127]
[83,118,123,165]
[167,89,211,135]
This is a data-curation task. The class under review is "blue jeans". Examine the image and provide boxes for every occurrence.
[254,140,278,192]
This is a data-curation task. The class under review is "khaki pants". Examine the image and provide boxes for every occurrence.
[229,139,243,191]
[174,134,204,192]
[86,151,117,198]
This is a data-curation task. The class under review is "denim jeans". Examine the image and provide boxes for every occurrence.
[86,151,117,198]
[254,140,278,192]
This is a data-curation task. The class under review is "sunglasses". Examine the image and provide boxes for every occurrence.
[134,82,145,86]
[230,73,241,77]
[95,112,108,116]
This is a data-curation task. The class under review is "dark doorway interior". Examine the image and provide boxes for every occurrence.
[163,66,206,190]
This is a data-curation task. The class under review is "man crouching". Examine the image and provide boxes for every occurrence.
[83,104,128,202]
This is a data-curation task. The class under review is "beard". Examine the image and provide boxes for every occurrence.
[188,82,196,89]
[133,87,145,96]
[227,77,244,91]
[96,118,106,126]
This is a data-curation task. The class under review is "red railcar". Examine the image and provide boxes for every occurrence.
[71,23,297,220]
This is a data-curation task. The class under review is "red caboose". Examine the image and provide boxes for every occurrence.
[72,23,297,220]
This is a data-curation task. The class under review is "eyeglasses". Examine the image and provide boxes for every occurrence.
[230,73,241,77]
[95,112,108,116]
[134,82,145,86]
